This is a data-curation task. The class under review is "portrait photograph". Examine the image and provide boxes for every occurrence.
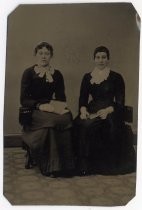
[1,0,142,209]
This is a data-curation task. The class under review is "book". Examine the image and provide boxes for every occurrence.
[50,100,69,115]
[89,112,100,119]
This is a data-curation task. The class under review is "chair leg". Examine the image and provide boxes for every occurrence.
[25,149,34,169]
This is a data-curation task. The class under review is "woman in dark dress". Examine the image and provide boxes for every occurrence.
[74,46,136,175]
[20,42,74,177]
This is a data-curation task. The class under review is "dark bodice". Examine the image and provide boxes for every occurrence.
[79,70,125,110]
[20,66,66,108]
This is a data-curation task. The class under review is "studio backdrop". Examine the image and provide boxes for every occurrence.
[4,3,140,138]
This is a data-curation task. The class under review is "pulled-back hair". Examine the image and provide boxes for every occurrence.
[34,42,53,56]
[94,46,110,60]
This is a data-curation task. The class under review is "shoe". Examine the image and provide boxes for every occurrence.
[78,170,87,176]
[50,173,57,178]
[41,171,51,176]
[50,171,61,178]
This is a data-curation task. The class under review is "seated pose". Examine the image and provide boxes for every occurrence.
[74,46,136,176]
[20,42,74,177]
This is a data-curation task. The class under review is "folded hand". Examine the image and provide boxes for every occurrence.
[97,106,114,119]
[80,106,90,120]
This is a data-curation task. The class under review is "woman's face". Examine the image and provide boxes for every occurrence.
[36,47,52,67]
[94,52,109,70]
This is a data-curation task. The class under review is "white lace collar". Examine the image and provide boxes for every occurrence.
[34,65,55,83]
[90,67,110,85]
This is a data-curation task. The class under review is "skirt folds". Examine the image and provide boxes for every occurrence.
[22,110,74,175]
[73,113,136,175]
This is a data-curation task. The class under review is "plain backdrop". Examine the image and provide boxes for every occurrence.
[4,3,140,135]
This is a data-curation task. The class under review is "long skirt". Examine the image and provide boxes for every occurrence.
[73,113,136,175]
[22,110,75,175]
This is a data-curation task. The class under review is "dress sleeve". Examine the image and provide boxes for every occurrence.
[20,69,37,108]
[114,73,125,111]
[79,74,90,109]
[54,71,66,102]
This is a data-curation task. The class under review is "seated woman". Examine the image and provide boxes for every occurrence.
[20,42,74,177]
[74,46,136,176]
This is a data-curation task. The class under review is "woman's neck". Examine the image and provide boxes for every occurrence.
[37,64,50,68]
[94,66,109,72]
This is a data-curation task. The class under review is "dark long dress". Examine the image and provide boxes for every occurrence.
[74,70,136,175]
[20,65,74,176]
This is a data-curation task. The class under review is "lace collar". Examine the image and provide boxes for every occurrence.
[34,65,55,83]
[90,67,110,85]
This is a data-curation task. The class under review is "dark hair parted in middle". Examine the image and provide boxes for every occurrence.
[34,42,54,56]
[94,46,110,60]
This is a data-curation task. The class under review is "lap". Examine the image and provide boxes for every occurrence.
[30,110,73,130]
[74,115,103,128]
[22,111,73,149]
[74,112,122,129]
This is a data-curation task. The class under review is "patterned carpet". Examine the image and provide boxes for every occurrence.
[3,148,136,206]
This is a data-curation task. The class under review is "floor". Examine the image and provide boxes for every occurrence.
[3,147,136,206]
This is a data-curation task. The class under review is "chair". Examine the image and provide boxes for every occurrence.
[124,106,133,123]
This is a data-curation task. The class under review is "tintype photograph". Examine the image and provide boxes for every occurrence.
[3,2,140,207]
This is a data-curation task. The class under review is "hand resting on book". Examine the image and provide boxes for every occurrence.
[39,100,69,115]
[80,106,114,120]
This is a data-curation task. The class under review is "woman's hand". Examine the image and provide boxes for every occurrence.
[97,106,114,119]
[39,103,54,112]
[80,106,90,120]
